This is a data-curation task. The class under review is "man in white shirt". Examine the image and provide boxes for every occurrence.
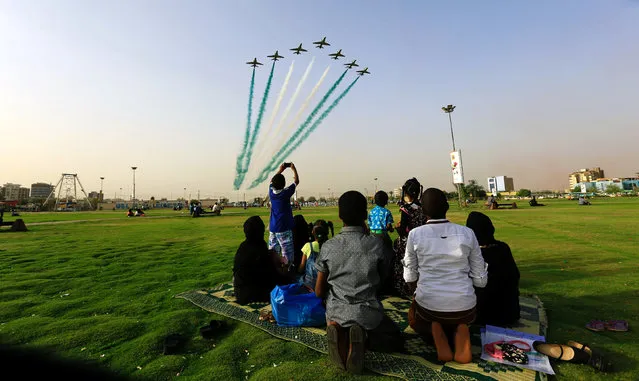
[403,188,487,364]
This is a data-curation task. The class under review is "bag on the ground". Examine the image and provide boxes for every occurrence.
[270,284,325,327]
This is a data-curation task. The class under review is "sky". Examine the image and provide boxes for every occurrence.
[2,0,638,200]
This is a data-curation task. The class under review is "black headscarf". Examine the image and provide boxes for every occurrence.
[243,216,265,244]
[466,211,496,246]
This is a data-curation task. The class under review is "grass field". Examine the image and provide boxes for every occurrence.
[1,198,638,380]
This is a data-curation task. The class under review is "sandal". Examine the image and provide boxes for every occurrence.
[586,320,606,332]
[606,320,629,332]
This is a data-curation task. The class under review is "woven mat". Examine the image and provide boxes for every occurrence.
[177,284,548,381]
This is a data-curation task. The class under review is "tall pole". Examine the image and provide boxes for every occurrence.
[442,105,462,208]
[100,177,104,202]
[131,167,137,207]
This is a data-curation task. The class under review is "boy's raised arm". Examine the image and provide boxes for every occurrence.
[290,163,300,185]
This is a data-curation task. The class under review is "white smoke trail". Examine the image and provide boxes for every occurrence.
[267,65,330,161]
[253,61,295,158]
[253,58,314,166]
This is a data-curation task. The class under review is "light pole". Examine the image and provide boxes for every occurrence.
[442,104,463,207]
[99,177,104,202]
[131,167,137,207]
[374,178,378,194]
[183,187,186,201]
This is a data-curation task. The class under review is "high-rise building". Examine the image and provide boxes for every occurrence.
[3,183,27,201]
[30,182,54,199]
[568,167,605,189]
[487,176,515,195]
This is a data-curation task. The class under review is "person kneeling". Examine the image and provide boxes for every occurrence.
[404,188,487,364]
[315,191,403,374]
[233,216,287,305]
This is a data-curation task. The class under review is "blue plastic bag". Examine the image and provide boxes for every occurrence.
[270,284,326,327]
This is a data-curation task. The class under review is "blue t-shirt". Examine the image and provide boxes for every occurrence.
[368,205,394,231]
[269,183,296,233]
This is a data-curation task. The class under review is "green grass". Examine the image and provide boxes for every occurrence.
[1,199,638,380]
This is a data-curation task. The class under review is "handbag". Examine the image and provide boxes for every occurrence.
[484,340,531,365]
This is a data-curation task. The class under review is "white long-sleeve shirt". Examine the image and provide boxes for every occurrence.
[403,219,488,312]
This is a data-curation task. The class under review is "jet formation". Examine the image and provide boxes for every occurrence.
[246,37,370,76]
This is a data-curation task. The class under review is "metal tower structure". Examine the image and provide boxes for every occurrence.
[43,173,93,211]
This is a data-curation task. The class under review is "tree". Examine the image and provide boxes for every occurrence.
[586,186,598,194]
[297,196,305,203]
[516,189,532,197]
[319,197,327,203]
[605,184,622,194]
[465,180,486,198]
[219,198,229,205]
[572,185,581,193]
[307,196,317,203]
[253,197,264,205]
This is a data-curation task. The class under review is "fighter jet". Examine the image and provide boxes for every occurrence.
[290,43,307,55]
[246,58,263,68]
[356,67,370,76]
[267,50,284,61]
[313,37,330,49]
[344,60,359,69]
[329,49,345,60]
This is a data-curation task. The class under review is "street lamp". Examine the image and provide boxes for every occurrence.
[131,167,137,206]
[442,104,463,207]
[374,178,378,194]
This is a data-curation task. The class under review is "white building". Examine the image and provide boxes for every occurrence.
[487,176,515,195]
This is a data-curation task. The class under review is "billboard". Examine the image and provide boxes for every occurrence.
[450,150,464,184]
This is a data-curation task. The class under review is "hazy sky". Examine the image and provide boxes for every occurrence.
[2,0,638,200]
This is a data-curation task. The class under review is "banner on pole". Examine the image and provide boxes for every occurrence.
[450,150,464,184]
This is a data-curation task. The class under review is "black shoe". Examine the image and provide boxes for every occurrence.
[163,333,185,355]
[200,320,226,340]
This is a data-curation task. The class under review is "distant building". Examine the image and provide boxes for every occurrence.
[88,191,100,199]
[569,167,605,190]
[576,177,639,193]
[392,188,402,198]
[487,176,515,195]
[30,182,54,199]
[2,183,30,201]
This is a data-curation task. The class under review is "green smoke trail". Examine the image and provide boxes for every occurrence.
[248,75,359,189]
[236,61,276,189]
[248,70,348,188]
[233,68,256,190]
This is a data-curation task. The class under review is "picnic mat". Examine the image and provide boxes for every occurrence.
[177,284,548,381]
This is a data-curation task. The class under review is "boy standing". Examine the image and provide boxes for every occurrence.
[268,162,300,270]
[368,190,394,247]
[315,191,403,374]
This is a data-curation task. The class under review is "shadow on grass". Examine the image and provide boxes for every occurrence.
[536,290,638,378]
[0,343,130,380]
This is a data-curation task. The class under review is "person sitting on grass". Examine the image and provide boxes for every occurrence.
[126,209,134,217]
[392,178,427,297]
[292,214,310,271]
[268,162,300,272]
[404,188,487,364]
[315,191,404,374]
[466,211,520,327]
[297,220,330,290]
[233,216,287,305]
